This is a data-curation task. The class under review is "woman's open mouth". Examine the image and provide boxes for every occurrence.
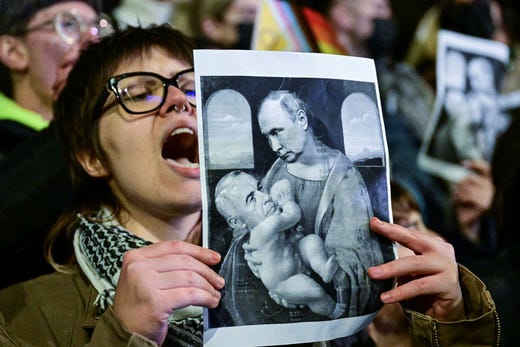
[161,127,199,168]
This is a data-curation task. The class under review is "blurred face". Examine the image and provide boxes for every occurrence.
[21,2,100,107]
[204,0,259,47]
[226,172,278,228]
[226,0,260,24]
[258,99,307,163]
[97,48,200,221]
[331,0,391,41]
[394,210,427,231]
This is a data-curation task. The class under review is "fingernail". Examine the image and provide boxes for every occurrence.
[380,292,390,302]
[373,217,383,226]
[213,291,221,305]
[368,266,381,277]
[211,252,221,262]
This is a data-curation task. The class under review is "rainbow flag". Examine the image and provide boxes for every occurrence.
[251,0,318,52]
[301,6,347,55]
[251,0,347,55]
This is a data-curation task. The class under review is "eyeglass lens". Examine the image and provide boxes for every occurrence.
[56,12,82,44]
[56,11,114,44]
[116,71,196,114]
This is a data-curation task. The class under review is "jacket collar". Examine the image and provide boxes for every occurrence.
[0,92,49,130]
[79,271,105,330]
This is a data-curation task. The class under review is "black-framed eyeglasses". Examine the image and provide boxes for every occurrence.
[100,68,196,115]
[13,9,114,45]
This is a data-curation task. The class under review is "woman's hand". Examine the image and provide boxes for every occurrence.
[367,217,464,322]
[112,241,224,345]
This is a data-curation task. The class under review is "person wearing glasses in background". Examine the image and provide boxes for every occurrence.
[0,24,217,346]
[0,23,499,347]
[0,0,114,289]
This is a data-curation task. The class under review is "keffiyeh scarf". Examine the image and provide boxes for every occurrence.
[73,209,203,346]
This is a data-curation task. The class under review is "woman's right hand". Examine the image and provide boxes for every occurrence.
[112,241,224,345]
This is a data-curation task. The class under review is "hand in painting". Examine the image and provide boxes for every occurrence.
[242,242,261,278]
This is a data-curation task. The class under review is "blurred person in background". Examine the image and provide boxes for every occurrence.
[188,0,260,49]
[463,3,520,345]
[405,0,508,89]
[0,0,113,157]
[462,112,520,347]
[434,0,511,266]
[0,0,114,288]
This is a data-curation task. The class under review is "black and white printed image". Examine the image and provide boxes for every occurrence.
[196,50,396,346]
[419,30,510,182]
[199,74,397,347]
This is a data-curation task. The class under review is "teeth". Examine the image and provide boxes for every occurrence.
[165,158,200,169]
[182,163,200,169]
[170,127,194,136]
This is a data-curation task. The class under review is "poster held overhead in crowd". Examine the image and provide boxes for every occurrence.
[419,30,510,183]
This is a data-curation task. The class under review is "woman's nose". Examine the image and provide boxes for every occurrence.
[160,85,194,116]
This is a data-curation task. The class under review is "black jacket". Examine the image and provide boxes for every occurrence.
[0,124,75,289]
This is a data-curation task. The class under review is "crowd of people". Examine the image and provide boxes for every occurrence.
[0,0,519,346]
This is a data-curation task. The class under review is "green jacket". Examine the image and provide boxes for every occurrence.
[0,92,49,131]
[404,265,500,347]
[0,270,156,347]
[0,265,498,346]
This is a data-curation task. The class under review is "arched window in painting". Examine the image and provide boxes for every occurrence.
[340,92,385,167]
[204,89,254,170]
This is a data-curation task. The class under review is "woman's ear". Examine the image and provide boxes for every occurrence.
[0,35,29,71]
[75,152,109,178]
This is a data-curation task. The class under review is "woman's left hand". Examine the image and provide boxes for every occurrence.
[367,217,465,322]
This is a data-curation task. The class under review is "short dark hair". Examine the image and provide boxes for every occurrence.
[54,24,194,211]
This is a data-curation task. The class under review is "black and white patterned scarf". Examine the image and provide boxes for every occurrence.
[73,209,203,346]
